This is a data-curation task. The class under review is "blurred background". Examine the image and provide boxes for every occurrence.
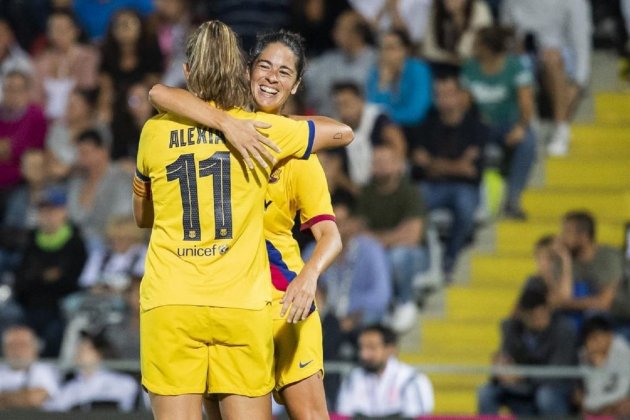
[0,0,629,417]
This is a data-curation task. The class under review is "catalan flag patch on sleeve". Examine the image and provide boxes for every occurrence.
[133,169,152,199]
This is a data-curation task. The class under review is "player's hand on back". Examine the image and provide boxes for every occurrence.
[219,115,280,170]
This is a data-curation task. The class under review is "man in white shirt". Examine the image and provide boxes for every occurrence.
[337,325,434,418]
[0,325,60,409]
[48,331,139,412]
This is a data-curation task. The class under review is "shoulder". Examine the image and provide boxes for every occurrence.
[596,245,622,261]
[406,58,429,72]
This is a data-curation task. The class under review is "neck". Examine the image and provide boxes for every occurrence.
[481,54,505,73]
[80,365,100,378]
[577,242,597,262]
[376,176,400,194]
[88,160,109,180]
[120,43,136,54]
[344,42,364,57]
[441,108,465,125]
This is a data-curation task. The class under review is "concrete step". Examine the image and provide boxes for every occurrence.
[522,188,630,220]
[595,93,630,124]
[545,159,630,189]
[496,220,625,254]
[569,124,630,158]
[470,253,535,284]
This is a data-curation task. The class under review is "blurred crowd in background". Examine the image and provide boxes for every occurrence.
[0,0,629,416]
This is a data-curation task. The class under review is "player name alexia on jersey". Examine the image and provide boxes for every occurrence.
[168,127,225,149]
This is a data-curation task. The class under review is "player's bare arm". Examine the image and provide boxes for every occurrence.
[281,220,341,323]
[149,84,278,170]
[289,114,354,151]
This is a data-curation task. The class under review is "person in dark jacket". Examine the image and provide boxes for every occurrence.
[477,287,577,415]
[14,186,87,357]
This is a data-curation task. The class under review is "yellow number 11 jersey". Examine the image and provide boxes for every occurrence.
[135,108,315,311]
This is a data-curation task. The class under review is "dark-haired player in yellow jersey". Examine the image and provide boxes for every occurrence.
[134,22,351,420]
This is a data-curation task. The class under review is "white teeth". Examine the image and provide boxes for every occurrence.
[260,85,278,94]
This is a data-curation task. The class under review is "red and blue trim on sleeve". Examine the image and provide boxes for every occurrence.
[300,214,336,231]
[266,240,297,291]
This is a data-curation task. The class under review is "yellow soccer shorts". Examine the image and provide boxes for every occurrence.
[271,289,324,391]
[141,304,274,397]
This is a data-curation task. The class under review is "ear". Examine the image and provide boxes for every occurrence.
[182,63,190,80]
[291,79,301,95]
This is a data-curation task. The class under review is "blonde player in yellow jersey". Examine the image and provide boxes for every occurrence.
[134,22,351,420]
[150,31,344,419]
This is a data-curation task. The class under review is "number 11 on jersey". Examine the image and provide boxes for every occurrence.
[166,152,233,241]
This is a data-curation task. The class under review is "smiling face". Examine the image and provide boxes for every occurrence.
[249,42,300,114]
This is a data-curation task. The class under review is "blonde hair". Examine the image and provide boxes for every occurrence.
[185,20,251,109]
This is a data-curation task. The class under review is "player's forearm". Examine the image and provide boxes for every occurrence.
[133,195,154,228]
[149,84,231,132]
[306,220,342,277]
[291,115,354,150]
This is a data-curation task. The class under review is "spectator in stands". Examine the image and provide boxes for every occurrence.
[34,9,99,120]
[46,88,103,181]
[500,0,592,156]
[556,211,623,319]
[290,0,350,57]
[110,82,155,171]
[477,287,577,416]
[305,10,376,117]
[348,0,433,45]
[318,148,358,200]
[423,0,493,74]
[13,187,87,357]
[410,74,487,281]
[104,276,141,360]
[0,150,49,274]
[0,19,33,103]
[579,315,630,416]
[366,29,432,129]
[356,144,426,333]
[79,216,146,291]
[49,331,139,411]
[0,70,47,216]
[521,235,573,310]
[67,130,133,252]
[462,26,536,219]
[337,324,434,417]
[310,198,392,344]
[210,0,292,53]
[98,9,163,124]
[0,325,60,410]
[73,0,154,41]
[150,0,192,87]
[331,82,406,188]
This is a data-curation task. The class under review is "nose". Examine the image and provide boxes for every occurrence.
[264,69,279,83]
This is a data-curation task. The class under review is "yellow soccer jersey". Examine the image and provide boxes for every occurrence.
[263,155,335,292]
[135,108,315,310]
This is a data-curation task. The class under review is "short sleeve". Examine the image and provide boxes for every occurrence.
[253,112,315,161]
[402,182,426,220]
[596,248,623,287]
[460,61,474,90]
[513,58,534,87]
[133,120,153,198]
[292,156,335,230]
